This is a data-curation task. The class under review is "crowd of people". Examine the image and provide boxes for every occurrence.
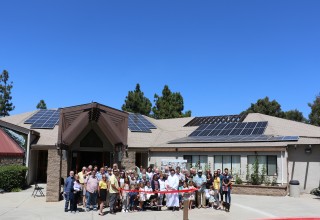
[63,163,233,215]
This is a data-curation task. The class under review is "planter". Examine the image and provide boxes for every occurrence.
[232,184,287,196]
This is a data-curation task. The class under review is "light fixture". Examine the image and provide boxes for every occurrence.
[305,145,312,154]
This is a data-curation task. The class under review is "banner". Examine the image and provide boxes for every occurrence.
[160,159,187,172]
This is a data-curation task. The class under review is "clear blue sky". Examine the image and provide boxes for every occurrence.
[1,0,319,118]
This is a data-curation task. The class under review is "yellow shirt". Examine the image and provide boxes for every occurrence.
[213,177,220,190]
[109,174,119,193]
[78,171,85,184]
[99,180,108,190]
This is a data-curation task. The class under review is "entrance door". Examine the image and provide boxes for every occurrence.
[71,151,111,172]
[37,150,48,183]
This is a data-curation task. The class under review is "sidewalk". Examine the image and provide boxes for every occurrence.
[0,184,319,220]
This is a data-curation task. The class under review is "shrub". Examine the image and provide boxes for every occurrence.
[271,175,278,186]
[0,165,28,192]
[264,176,271,186]
[251,158,261,185]
[235,174,243,185]
[11,187,22,192]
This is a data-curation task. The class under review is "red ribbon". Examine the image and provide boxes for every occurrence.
[120,188,198,194]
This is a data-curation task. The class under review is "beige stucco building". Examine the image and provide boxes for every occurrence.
[0,102,319,201]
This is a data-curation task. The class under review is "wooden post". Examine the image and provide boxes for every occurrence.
[183,193,190,220]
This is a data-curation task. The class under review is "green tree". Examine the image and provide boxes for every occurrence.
[36,100,47,109]
[122,83,152,116]
[242,96,285,118]
[284,109,306,122]
[152,85,191,119]
[0,70,15,117]
[308,94,320,126]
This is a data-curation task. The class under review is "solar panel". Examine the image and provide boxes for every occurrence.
[189,121,268,137]
[169,135,299,144]
[184,114,247,127]
[128,113,157,132]
[25,109,60,129]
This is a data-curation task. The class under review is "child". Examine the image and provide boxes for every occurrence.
[188,181,196,210]
[208,185,215,208]
[157,174,166,211]
[178,181,184,209]
[139,182,146,211]
[144,181,154,208]
[128,184,138,212]
[121,178,130,213]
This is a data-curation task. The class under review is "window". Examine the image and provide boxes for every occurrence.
[183,155,208,170]
[214,155,241,174]
[247,155,277,176]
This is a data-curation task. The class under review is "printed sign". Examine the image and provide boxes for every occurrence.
[160,159,187,171]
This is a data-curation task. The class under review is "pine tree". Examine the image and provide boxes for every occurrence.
[152,85,191,119]
[36,100,47,109]
[0,70,15,117]
[122,83,152,116]
[308,94,320,126]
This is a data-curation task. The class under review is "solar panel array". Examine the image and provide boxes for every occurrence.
[25,109,60,129]
[189,121,268,137]
[169,135,299,144]
[128,113,157,132]
[184,114,247,127]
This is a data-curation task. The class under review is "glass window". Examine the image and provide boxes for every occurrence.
[247,155,277,176]
[183,155,192,170]
[184,155,208,170]
[223,155,232,171]
[231,156,241,174]
[199,155,208,170]
[267,156,277,175]
[214,155,241,174]
[214,155,222,171]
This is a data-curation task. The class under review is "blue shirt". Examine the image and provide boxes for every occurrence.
[193,174,206,192]
[64,176,74,193]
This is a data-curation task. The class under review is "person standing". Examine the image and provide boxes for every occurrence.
[77,167,87,206]
[217,169,224,203]
[71,174,82,213]
[193,169,207,208]
[176,166,185,182]
[222,168,232,204]
[64,171,75,212]
[109,169,120,214]
[157,174,166,210]
[85,170,99,212]
[121,177,130,212]
[166,168,179,212]
[213,171,221,209]
[98,174,108,216]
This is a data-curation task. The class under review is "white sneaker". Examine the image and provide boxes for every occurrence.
[125,210,129,212]
[122,209,125,213]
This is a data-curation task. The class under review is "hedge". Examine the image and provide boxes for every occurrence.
[0,165,28,192]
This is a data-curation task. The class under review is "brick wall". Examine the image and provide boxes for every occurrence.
[122,151,136,170]
[232,184,288,196]
[46,149,61,202]
[0,157,23,166]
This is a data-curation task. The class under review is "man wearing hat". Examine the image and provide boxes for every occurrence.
[193,169,207,208]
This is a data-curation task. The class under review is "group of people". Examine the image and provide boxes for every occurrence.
[63,163,233,215]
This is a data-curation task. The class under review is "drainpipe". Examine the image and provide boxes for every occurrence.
[26,131,31,184]
[281,150,283,185]
[26,131,31,167]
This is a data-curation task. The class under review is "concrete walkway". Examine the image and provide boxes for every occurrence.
[0,184,319,220]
